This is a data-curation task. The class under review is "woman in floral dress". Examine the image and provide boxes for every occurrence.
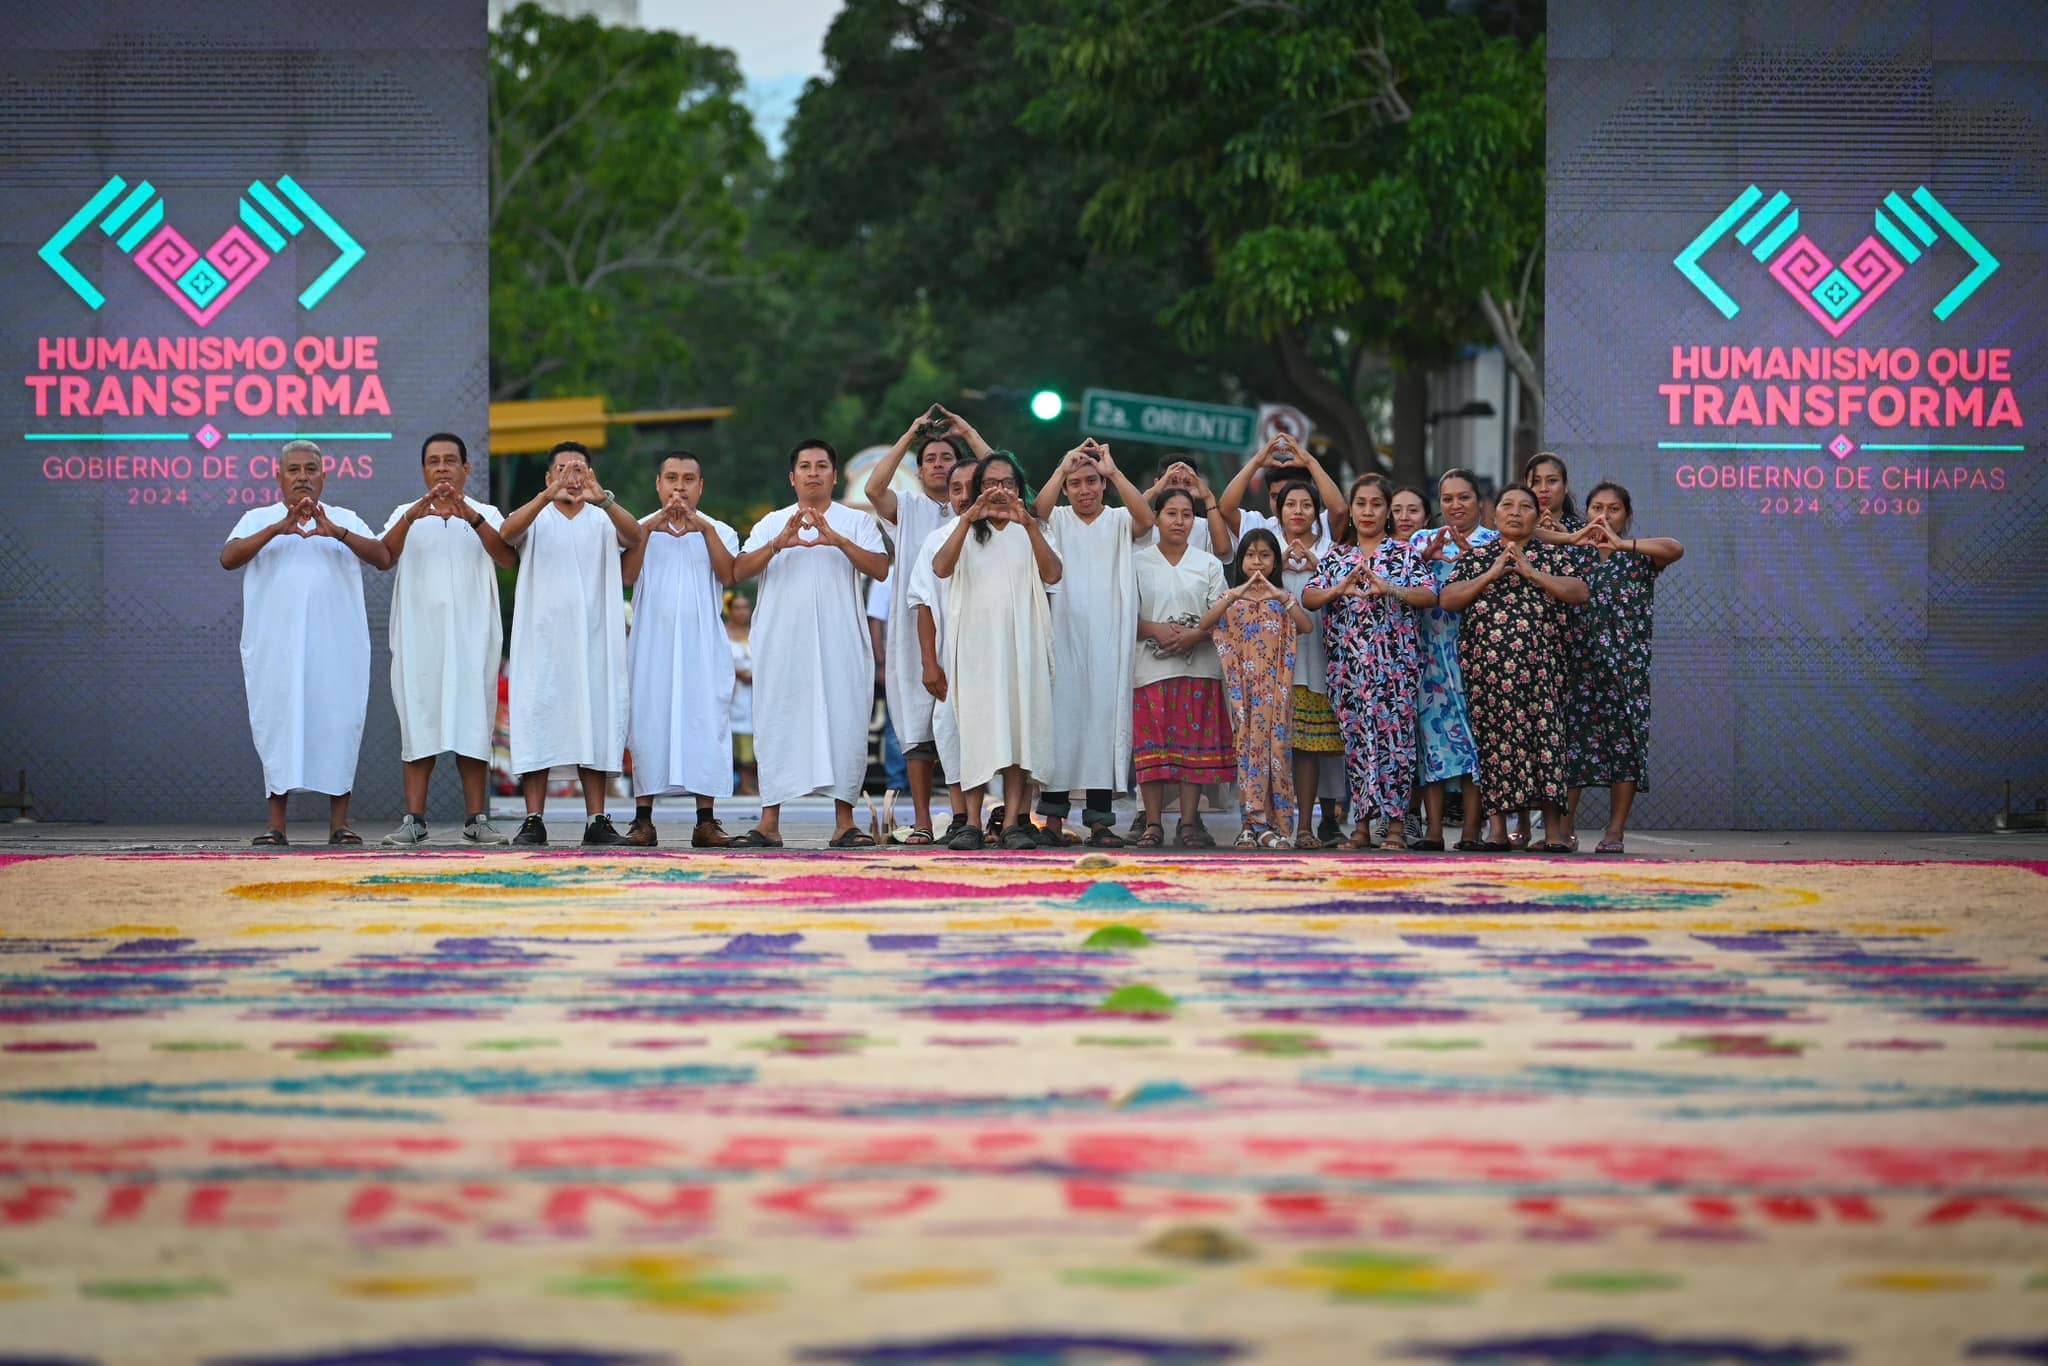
[1440,483,1591,852]
[1200,529,1315,849]
[1408,468,1499,851]
[1303,475,1438,851]
[1561,482,1684,854]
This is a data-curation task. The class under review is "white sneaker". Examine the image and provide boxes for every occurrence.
[381,815,429,847]
[463,815,509,845]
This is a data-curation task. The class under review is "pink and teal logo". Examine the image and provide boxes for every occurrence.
[1675,185,1998,337]
[38,175,364,327]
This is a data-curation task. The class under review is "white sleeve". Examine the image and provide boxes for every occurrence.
[741,512,777,554]
[850,510,887,553]
[382,503,410,534]
[714,519,740,556]
[226,508,269,543]
[473,500,507,531]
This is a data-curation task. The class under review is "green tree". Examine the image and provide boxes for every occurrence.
[1025,0,1545,483]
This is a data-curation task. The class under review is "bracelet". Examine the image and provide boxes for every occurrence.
[468,513,484,528]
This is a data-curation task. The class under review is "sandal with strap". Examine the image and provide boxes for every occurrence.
[251,829,288,847]
[828,827,877,849]
[1233,827,1259,849]
[899,826,935,846]
[1258,829,1293,851]
[327,827,363,846]
[1085,824,1126,848]
[730,828,784,848]
[1338,829,1376,851]
[1177,821,1215,849]
[1411,838,1446,851]
[1293,829,1324,850]
[1595,837,1626,854]
[1132,822,1165,848]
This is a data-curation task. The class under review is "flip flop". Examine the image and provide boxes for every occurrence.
[1410,838,1446,851]
[828,828,877,849]
[327,827,363,846]
[1535,841,1576,854]
[730,829,783,848]
[251,829,288,847]
[1595,837,1626,854]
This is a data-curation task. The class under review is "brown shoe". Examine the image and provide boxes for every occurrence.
[624,818,659,847]
[691,818,733,849]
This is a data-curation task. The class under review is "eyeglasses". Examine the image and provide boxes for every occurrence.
[983,478,1021,491]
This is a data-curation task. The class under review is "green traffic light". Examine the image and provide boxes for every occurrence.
[1029,389,1064,421]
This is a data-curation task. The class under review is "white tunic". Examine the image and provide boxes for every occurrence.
[227,503,372,796]
[904,521,961,778]
[508,502,628,776]
[381,497,504,763]
[629,517,741,799]
[1043,505,1139,793]
[742,502,887,807]
[945,522,1056,792]
[1132,544,1227,687]
[880,494,951,747]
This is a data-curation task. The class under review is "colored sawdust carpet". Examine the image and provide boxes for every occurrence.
[0,851,2044,1364]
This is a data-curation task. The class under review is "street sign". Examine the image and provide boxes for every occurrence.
[1080,388,1258,455]
[1256,403,1312,447]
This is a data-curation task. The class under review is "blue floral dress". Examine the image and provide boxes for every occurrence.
[1310,537,1432,825]
[1408,525,1499,785]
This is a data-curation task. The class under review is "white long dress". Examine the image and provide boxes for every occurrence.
[508,502,628,776]
[880,493,951,748]
[382,497,504,763]
[629,518,741,799]
[945,522,1056,792]
[743,502,887,807]
[1043,504,1139,794]
[904,519,961,777]
[227,503,372,796]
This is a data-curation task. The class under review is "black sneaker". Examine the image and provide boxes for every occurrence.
[511,814,547,846]
[583,813,624,847]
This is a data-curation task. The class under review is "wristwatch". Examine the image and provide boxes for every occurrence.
[598,490,617,510]
[468,511,484,528]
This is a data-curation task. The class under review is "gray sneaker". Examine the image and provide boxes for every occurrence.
[463,815,509,845]
[380,815,429,847]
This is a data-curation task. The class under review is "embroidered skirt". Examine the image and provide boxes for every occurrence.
[1132,677,1236,785]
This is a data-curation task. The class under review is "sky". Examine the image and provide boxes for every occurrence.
[638,0,844,155]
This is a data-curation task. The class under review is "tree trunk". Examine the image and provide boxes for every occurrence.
[1391,367,1428,489]
[1478,287,1544,435]
[1270,328,1379,483]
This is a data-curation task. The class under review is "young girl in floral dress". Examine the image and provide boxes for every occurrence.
[1200,529,1315,849]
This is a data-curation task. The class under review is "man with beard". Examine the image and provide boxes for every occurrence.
[220,438,389,846]
[862,405,991,844]
[1030,440,1154,846]
[377,431,518,847]
[621,451,741,848]
[500,440,645,846]
[732,439,891,848]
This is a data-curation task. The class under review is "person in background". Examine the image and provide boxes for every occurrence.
[377,432,516,848]
[1515,450,1588,848]
[863,405,991,844]
[621,451,740,849]
[1142,457,1233,558]
[1561,481,1684,854]
[1303,475,1437,851]
[908,461,980,846]
[726,593,757,796]
[1439,482,1590,854]
[1200,528,1315,849]
[731,439,891,848]
[867,580,910,794]
[1409,468,1499,851]
[221,438,388,846]
[1391,486,1431,543]
[1130,487,1233,848]
[931,453,1062,851]
[1033,440,1155,847]
[500,441,643,847]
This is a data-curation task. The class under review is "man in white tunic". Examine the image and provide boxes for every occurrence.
[731,439,891,848]
[932,454,1062,851]
[220,438,390,846]
[1030,441,1155,846]
[621,451,740,849]
[499,440,646,846]
[862,405,992,844]
[376,432,518,848]
[905,461,977,845]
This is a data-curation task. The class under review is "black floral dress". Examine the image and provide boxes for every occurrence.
[1450,540,1578,814]
[1564,550,1659,789]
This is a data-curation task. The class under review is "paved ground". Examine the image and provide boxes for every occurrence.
[3,807,2043,861]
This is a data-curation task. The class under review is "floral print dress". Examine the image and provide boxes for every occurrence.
[1214,596,1298,834]
[1564,549,1660,789]
[1409,525,1499,784]
[1450,540,1577,814]
[1310,537,1431,825]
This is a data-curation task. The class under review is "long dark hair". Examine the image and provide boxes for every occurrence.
[1151,485,1200,519]
[968,452,1027,544]
[1334,473,1395,546]
[1226,528,1284,589]
[1269,476,1320,532]
[1586,480,1634,534]
[1522,451,1578,522]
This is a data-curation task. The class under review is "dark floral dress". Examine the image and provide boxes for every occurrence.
[1564,549,1659,789]
[1450,540,1579,814]
[1310,537,1431,824]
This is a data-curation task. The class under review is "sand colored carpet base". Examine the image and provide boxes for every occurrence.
[0,850,2044,1365]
